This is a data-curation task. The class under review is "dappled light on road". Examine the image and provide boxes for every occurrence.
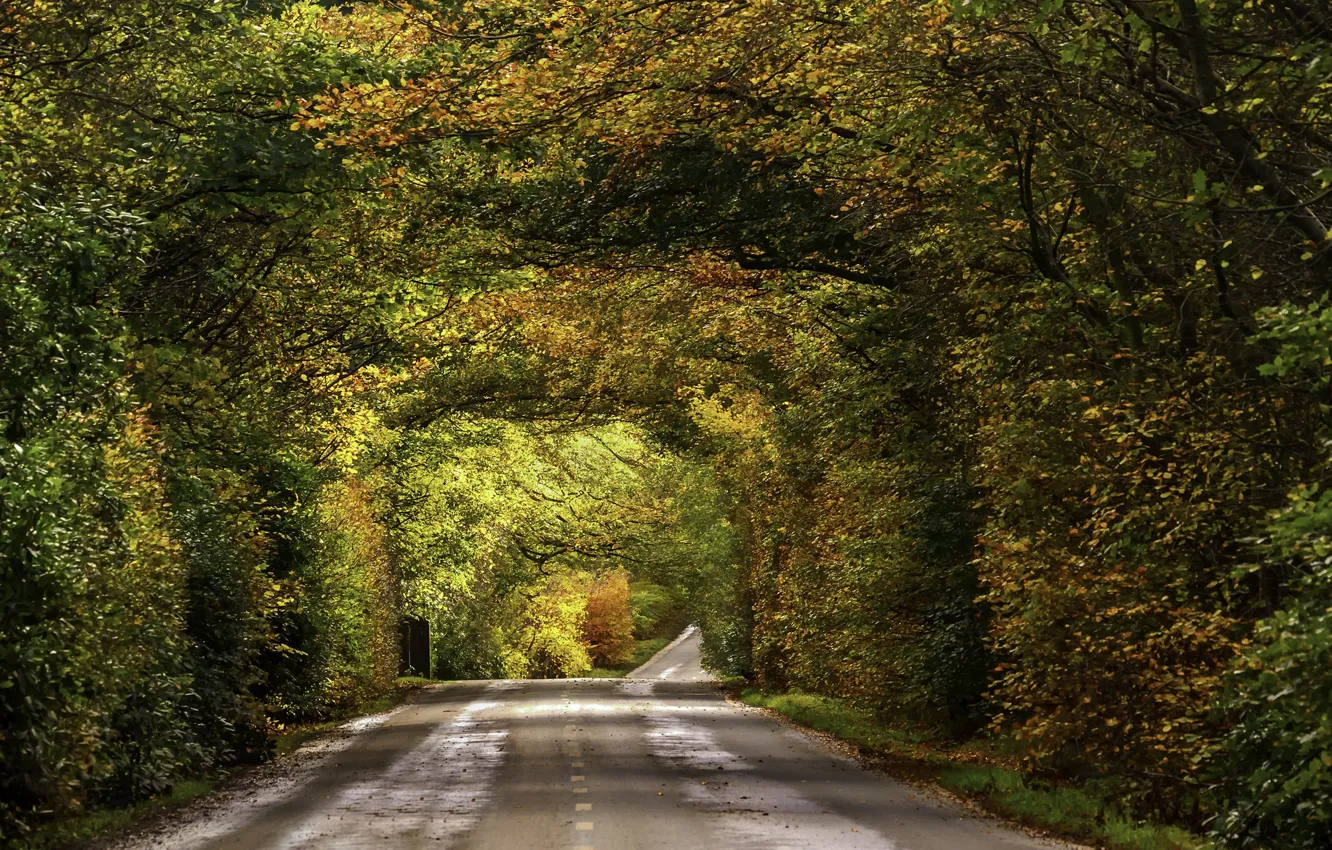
[112,634,1055,850]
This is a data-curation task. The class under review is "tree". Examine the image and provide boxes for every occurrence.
[583,572,635,668]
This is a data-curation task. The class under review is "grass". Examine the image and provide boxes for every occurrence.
[938,766,1203,850]
[738,688,1205,850]
[18,779,216,850]
[587,636,672,677]
[21,677,439,849]
[738,689,938,761]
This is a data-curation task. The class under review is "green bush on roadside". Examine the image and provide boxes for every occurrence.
[1214,484,1332,850]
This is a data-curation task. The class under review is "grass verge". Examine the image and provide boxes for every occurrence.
[938,766,1202,850]
[587,636,672,677]
[16,780,216,850]
[738,689,1204,850]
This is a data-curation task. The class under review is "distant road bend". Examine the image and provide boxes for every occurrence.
[130,629,1061,850]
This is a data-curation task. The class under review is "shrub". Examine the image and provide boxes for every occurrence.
[1214,486,1332,850]
[629,582,684,639]
[584,572,635,667]
[521,573,592,678]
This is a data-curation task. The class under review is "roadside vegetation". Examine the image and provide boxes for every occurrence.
[586,582,687,677]
[740,690,1202,850]
[16,781,217,850]
[4,2,1332,849]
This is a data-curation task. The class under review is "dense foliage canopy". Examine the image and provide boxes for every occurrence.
[4,1,1332,847]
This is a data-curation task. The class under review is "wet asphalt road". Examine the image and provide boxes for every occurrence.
[139,631,1061,850]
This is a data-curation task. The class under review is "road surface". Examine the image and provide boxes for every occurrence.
[625,625,711,681]
[128,630,1062,850]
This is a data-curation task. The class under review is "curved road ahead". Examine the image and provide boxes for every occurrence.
[132,631,1061,850]
[624,625,711,681]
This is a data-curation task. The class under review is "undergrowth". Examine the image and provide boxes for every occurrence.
[16,780,215,850]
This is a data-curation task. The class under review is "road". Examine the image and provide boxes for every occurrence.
[132,630,1061,850]
[624,625,711,681]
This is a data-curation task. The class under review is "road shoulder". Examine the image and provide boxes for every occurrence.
[727,688,1200,850]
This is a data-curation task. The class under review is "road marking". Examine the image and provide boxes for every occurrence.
[571,761,584,767]
[573,787,588,794]
[574,846,593,850]
[576,803,591,811]
[576,822,594,831]
[571,775,585,782]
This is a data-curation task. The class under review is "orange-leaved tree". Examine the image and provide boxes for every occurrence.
[583,571,635,668]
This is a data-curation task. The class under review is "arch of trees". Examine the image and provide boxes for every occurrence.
[4,1,1332,847]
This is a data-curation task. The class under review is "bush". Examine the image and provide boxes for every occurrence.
[524,574,592,678]
[307,479,399,711]
[0,203,200,832]
[1214,486,1332,850]
[629,582,684,639]
[584,572,635,667]
[172,474,269,766]
[1215,596,1332,850]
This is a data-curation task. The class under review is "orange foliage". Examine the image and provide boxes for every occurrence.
[582,572,635,667]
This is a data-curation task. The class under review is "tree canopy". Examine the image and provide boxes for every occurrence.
[4,1,1332,847]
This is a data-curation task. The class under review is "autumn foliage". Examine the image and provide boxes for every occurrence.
[582,572,636,668]
[6,1,1332,848]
